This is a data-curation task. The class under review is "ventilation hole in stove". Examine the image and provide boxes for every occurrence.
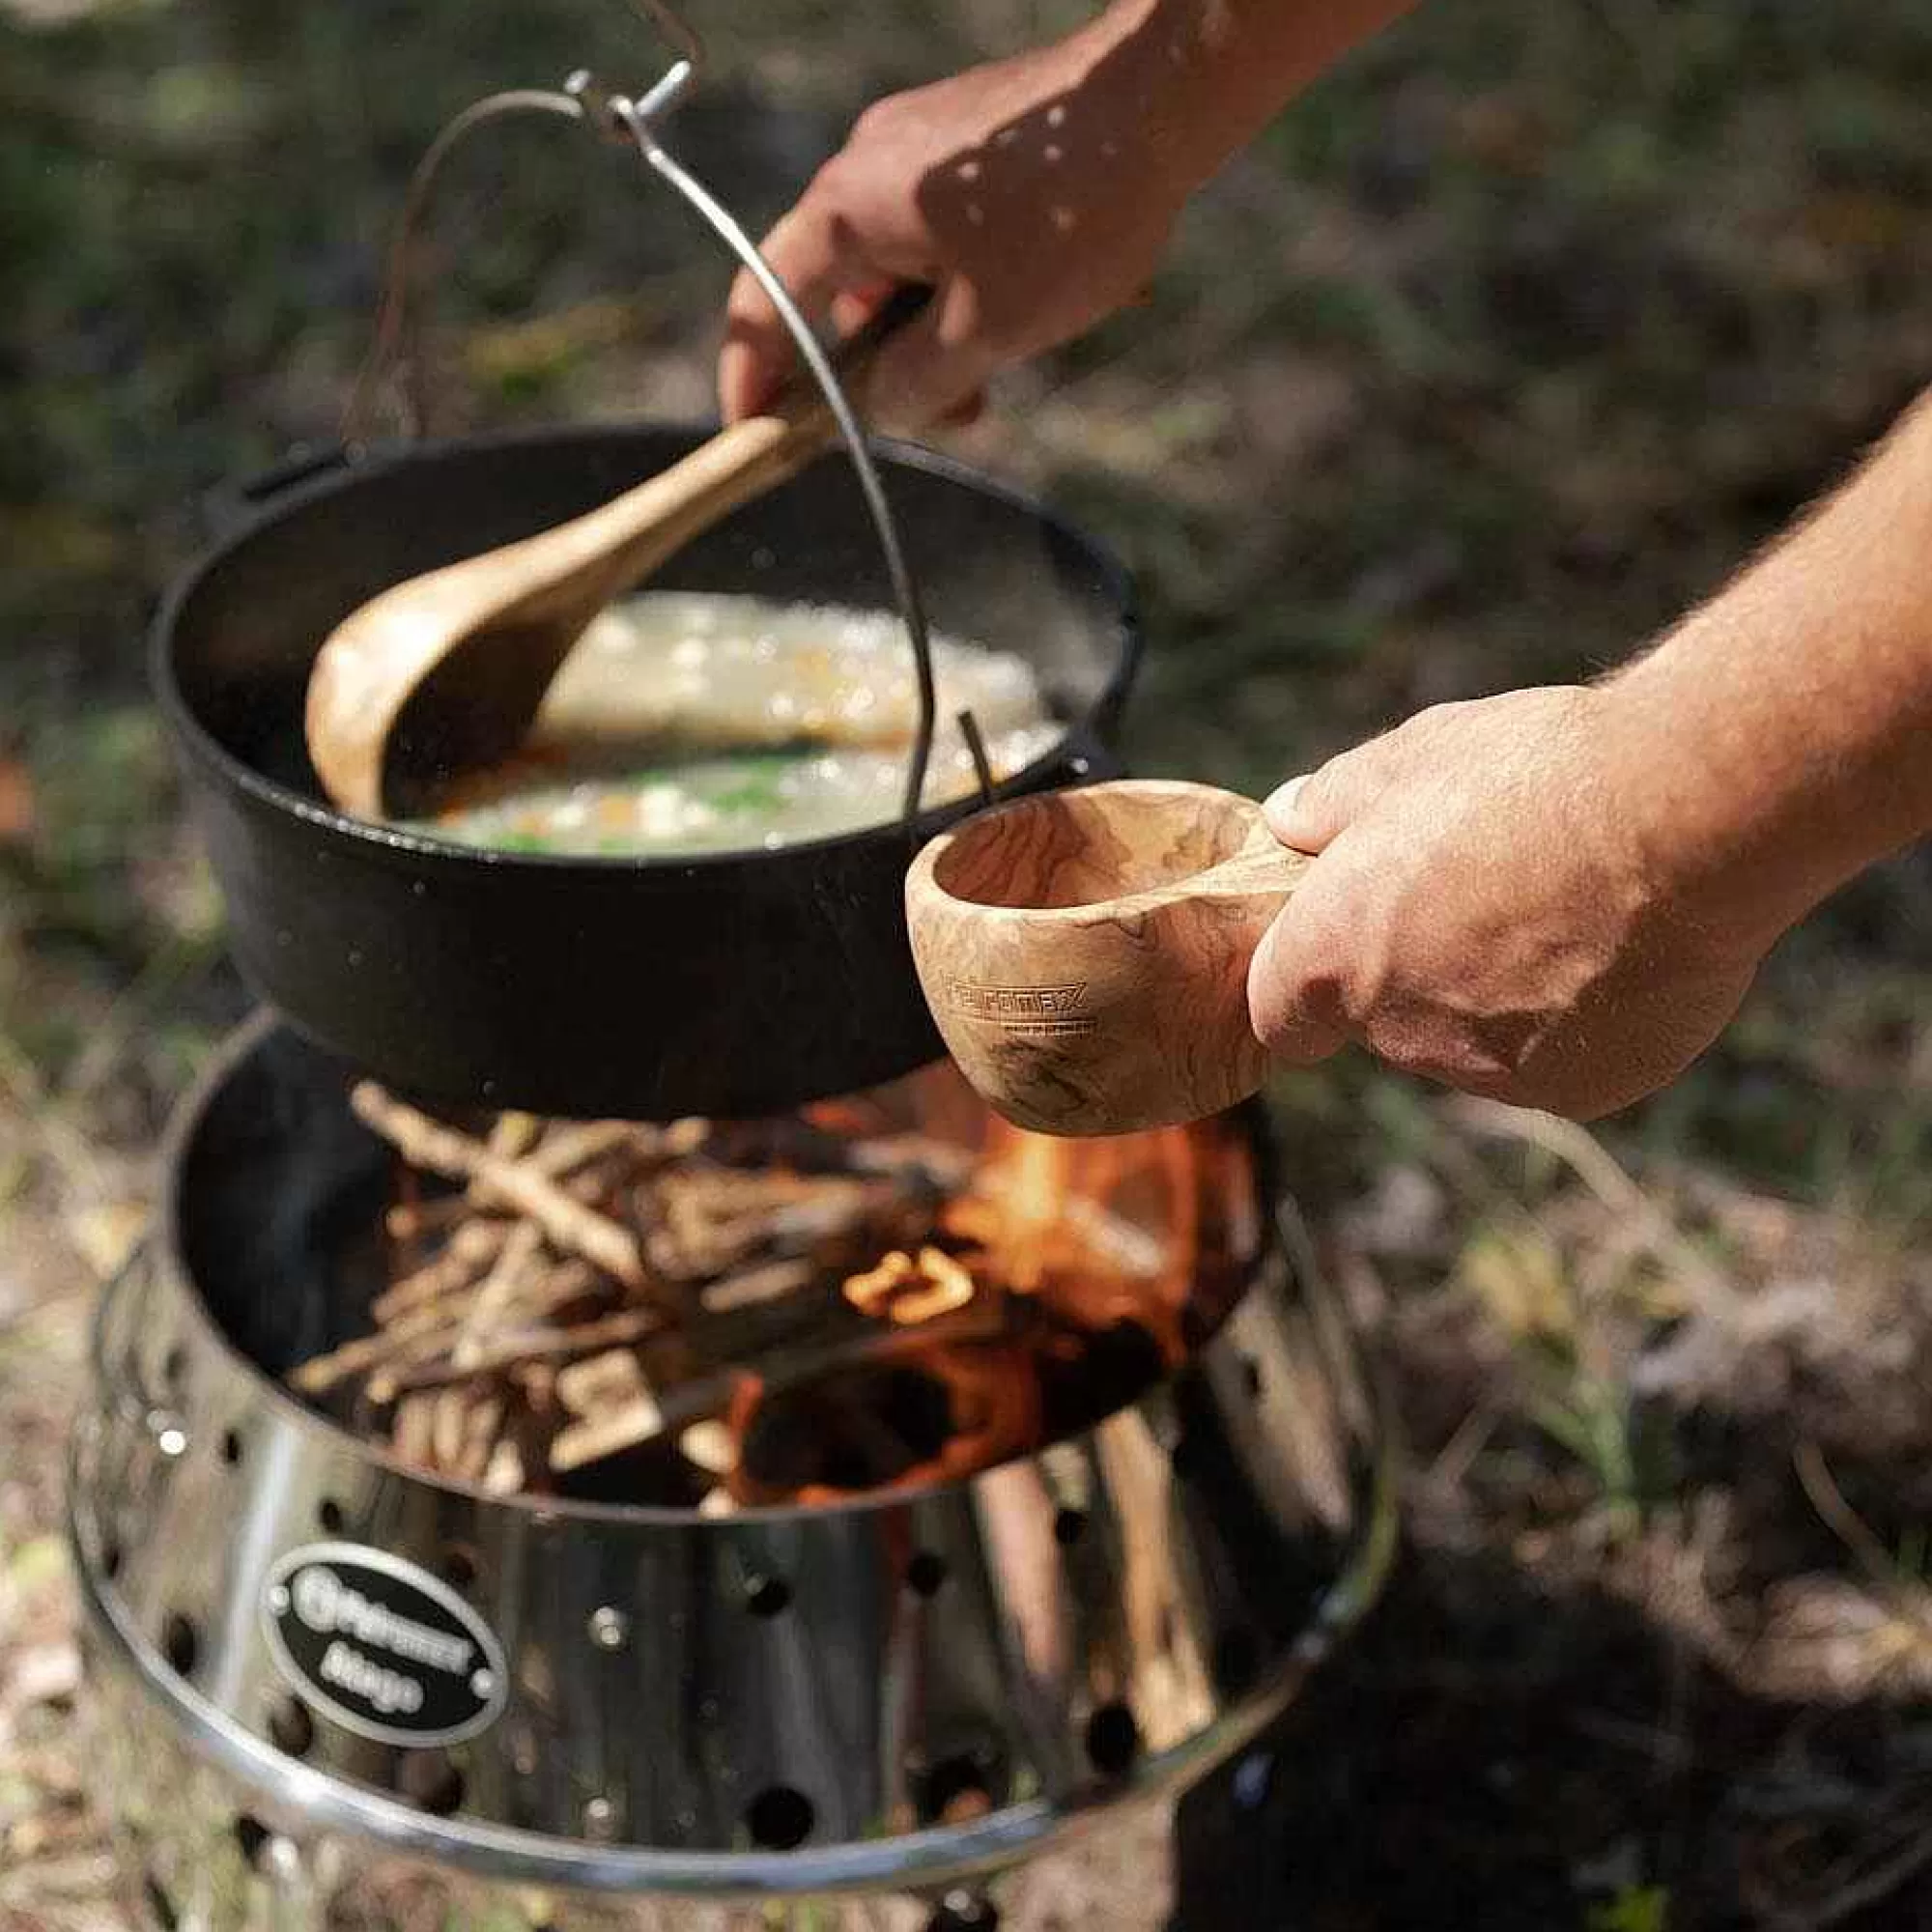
[316,1497,346,1536]
[1084,1702,1141,1779]
[1241,1355,1265,1402]
[440,1545,479,1591]
[1213,1627,1263,1694]
[99,1536,123,1581]
[918,1751,998,1826]
[396,1749,466,1817]
[745,1784,815,1850]
[142,1871,181,1932]
[1052,1507,1088,1548]
[905,1550,949,1599]
[928,1892,1000,1932]
[744,1574,793,1619]
[160,1344,189,1393]
[159,1612,199,1680]
[233,1815,270,1869]
[267,1694,316,1759]
[219,1428,245,1468]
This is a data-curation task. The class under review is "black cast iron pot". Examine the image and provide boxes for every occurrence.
[154,427,1141,1121]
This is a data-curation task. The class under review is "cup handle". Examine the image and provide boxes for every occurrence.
[1183,811,1314,903]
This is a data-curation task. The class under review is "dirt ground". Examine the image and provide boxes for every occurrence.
[7,1,1932,1927]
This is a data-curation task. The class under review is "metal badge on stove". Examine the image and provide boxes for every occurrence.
[261,1544,508,1747]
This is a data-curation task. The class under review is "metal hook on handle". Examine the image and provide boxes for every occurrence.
[606,0,705,127]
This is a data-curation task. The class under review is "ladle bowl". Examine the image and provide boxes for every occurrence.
[905,781,1309,1137]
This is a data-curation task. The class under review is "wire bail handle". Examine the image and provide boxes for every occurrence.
[343,0,992,831]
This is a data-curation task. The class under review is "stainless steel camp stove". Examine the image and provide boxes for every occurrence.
[70,1016,1390,1932]
[72,6,1395,1926]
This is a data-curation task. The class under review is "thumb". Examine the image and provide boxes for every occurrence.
[1264,729,1409,854]
[1246,869,1352,1068]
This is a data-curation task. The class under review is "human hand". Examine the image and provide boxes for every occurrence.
[1246,687,1776,1120]
[717,24,1195,432]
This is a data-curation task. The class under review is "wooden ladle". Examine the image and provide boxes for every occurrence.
[305,293,924,820]
[904,781,1311,1137]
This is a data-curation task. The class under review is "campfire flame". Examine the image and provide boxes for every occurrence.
[914,1117,1202,1362]
[788,1106,1233,1504]
[837,1117,1196,1338]
[326,1063,1254,1514]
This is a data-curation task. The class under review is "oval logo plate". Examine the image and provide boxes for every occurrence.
[261,1543,507,1748]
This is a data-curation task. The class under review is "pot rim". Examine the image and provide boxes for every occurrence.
[149,422,1144,879]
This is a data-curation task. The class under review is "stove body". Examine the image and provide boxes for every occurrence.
[70,1020,1393,1931]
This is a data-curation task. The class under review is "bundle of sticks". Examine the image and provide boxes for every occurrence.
[289,1081,1031,1509]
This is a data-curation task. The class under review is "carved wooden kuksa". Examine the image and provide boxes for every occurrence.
[905,781,1309,1137]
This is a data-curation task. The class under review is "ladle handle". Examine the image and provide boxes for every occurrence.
[554,288,932,609]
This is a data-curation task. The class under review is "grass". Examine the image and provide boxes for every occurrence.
[4,0,1932,1924]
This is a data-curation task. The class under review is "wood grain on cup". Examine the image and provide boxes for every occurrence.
[905,781,1308,1136]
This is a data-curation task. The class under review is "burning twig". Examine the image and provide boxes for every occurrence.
[372,1219,511,1323]
[679,1420,736,1477]
[385,1192,471,1245]
[293,1065,1218,1510]
[352,1083,646,1286]
[454,1221,546,1368]
[549,1297,1019,1478]
[697,1257,819,1316]
[843,1246,979,1325]
[377,1304,663,1398]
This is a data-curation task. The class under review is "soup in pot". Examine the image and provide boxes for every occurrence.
[418,591,1060,857]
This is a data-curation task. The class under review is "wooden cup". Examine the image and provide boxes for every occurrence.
[904,780,1310,1137]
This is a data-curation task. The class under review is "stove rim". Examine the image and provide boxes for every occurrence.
[71,1010,1404,1898]
[132,1009,1286,1534]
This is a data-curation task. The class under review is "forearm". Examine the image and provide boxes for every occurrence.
[722,0,1419,420]
[1066,0,1419,201]
[1607,386,1932,944]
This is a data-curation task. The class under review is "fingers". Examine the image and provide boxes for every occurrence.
[939,388,989,429]
[1248,732,1413,1065]
[1246,892,1351,1067]
[1264,725,1417,854]
[855,276,1004,433]
[718,200,884,421]
[828,285,895,339]
[1249,720,1426,1064]
[832,287,986,427]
